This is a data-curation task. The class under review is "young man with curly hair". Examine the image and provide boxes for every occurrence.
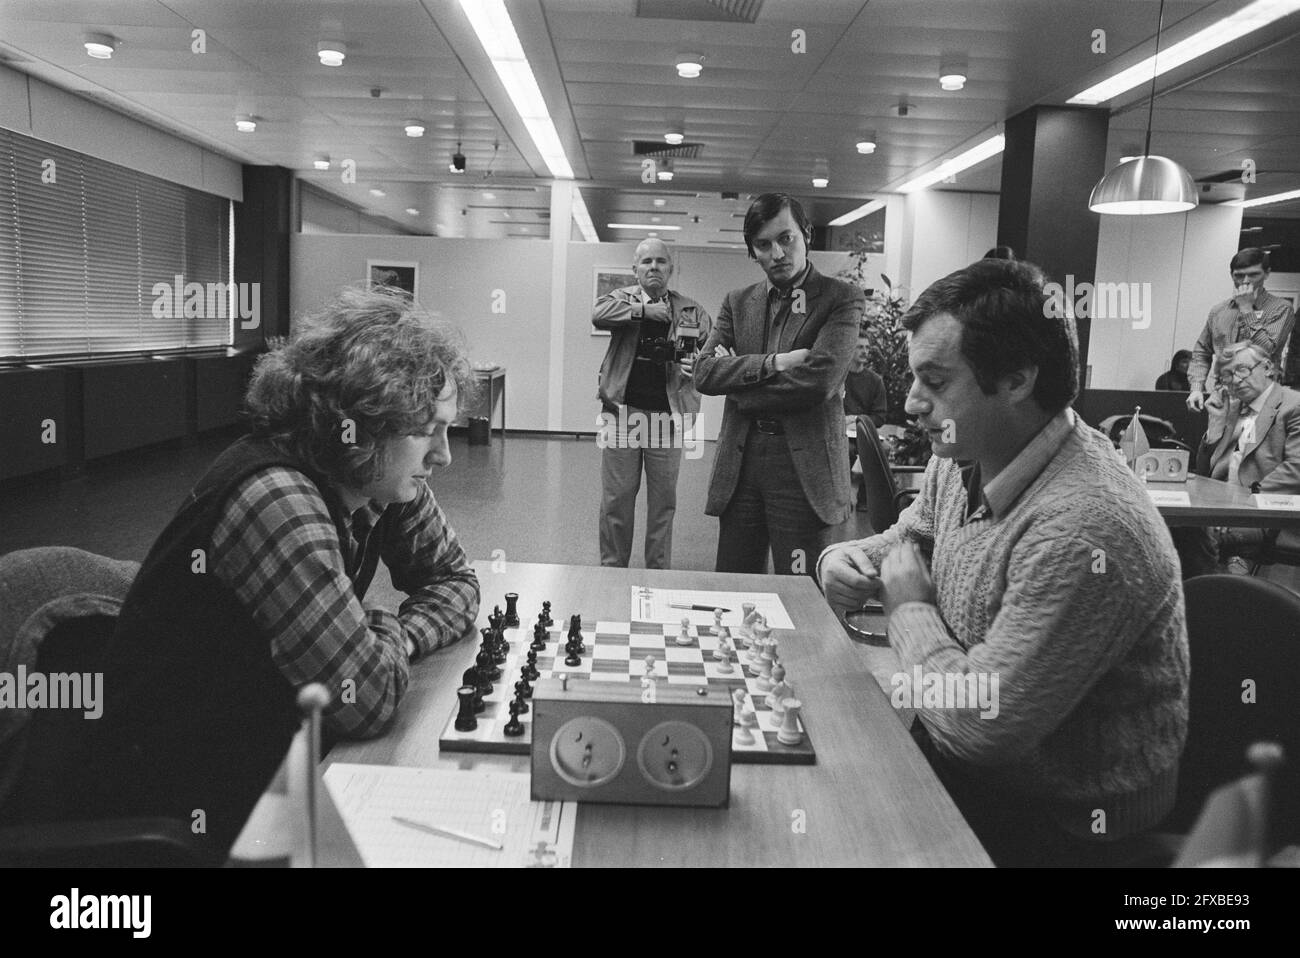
[76,286,481,858]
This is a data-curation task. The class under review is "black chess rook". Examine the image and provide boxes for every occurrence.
[504,592,520,627]
[454,686,478,732]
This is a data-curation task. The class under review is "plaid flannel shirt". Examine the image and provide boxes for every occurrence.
[210,467,479,739]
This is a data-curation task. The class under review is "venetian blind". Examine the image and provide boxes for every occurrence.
[0,126,231,361]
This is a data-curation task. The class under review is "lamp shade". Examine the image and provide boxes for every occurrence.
[1088,155,1198,215]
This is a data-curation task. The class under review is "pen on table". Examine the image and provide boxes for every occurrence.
[669,603,731,612]
[391,816,503,850]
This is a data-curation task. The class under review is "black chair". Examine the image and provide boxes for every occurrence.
[0,547,216,867]
[854,416,918,535]
[1100,413,1191,452]
[1169,575,1300,845]
[1249,528,1300,575]
[1173,742,1291,867]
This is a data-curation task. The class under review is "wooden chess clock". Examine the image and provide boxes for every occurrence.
[530,677,732,807]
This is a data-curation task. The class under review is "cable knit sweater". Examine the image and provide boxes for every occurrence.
[826,413,1189,839]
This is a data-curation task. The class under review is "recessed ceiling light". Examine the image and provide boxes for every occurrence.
[675,54,703,79]
[235,116,256,133]
[656,159,674,182]
[482,192,495,200]
[369,188,386,197]
[812,177,829,189]
[652,198,667,208]
[313,155,330,171]
[651,216,661,223]
[665,123,685,145]
[405,208,419,216]
[317,40,346,67]
[939,53,967,91]
[404,120,426,137]
[856,132,877,155]
[84,33,117,59]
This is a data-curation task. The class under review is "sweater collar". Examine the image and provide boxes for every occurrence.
[963,408,1077,520]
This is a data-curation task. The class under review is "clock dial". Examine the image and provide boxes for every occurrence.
[549,717,626,787]
[637,720,714,791]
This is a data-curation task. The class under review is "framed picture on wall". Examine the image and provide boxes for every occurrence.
[367,260,419,299]
[591,267,638,336]
[1275,290,1299,312]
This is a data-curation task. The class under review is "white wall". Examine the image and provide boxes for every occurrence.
[1089,203,1244,390]
[0,63,241,201]
[897,191,999,299]
[300,186,407,235]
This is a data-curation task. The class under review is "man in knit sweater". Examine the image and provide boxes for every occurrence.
[819,259,1189,867]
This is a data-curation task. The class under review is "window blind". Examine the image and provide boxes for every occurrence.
[0,126,231,361]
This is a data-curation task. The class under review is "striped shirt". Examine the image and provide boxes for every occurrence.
[210,467,479,739]
[1188,289,1296,393]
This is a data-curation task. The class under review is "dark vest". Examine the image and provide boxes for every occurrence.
[82,437,393,858]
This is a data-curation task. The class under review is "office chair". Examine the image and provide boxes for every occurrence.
[854,416,918,535]
[1169,575,1300,841]
[1173,741,1293,867]
[0,547,217,867]
[1248,528,1300,575]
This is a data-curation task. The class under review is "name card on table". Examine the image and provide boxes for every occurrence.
[1147,490,1191,507]
[1254,493,1300,510]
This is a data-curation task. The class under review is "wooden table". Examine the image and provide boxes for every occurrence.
[325,561,991,867]
[1149,475,1300,528]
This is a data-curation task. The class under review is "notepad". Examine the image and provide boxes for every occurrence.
[631,587,794,629]
[1254,493,1300,510]
[1147,490,1191,507]
[322,764,575,868]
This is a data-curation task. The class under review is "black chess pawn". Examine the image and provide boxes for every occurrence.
[522,655,539,682]
[504,592,520,627]
[476,645,500,684]
[541,601,553,627]
[492,629,509,665]
[563,635,581,667]
[513,679,532,710]
[454,686,479,732]
[503,697,525,737]
[490,605,503,631]
[462,666,488,709]
[530,625,547,652]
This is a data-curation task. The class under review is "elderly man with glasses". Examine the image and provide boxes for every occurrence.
[1173,340,1300,577]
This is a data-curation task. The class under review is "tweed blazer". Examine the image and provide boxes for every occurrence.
[694,265,865,525]
[1204,384,1300,493]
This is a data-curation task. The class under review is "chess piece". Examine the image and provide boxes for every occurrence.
[734,702,758,745]
[766,664,792,717]
[756,648,775,692]
[731,688,747,725]
[713,634,732,663]
[492,627,508,664]
[777,698,803,746]
[712,608,724,636]
[568,614,586,653]
[513,681,531,711]
[522,652,539,682]
[733,721,756,747]
[504,592,520,627]
[453,685,478,731]
[490,606,503,633]
[738,602,758,642]
[541,601,553,627]
[675,616,694,647]
[531,624,547,652]
[475,645,500,685]
[503,698,525,737]
[564,634,581,667]
[716,646,733,675]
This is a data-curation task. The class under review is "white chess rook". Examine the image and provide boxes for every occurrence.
[777,698,803,746]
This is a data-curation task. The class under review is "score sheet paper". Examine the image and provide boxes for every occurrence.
[1147,489,1191,507]
[632,587,794,629]
[323,764,575,868]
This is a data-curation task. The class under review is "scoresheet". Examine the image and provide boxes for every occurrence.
[323,764,575,868]
[631,587,794,630]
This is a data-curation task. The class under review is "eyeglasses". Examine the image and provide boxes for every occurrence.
[1228,361,1264,381]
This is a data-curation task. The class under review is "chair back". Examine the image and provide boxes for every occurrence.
[855,416,902,534]
[1172,575,1300,838]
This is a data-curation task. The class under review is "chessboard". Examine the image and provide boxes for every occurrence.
[439,616,816,765]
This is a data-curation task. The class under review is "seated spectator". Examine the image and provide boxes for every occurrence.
[1155,349,1191,391]
[844,324,889,429]
[1172,341,1300,577]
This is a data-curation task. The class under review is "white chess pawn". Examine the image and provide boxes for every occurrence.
[777,698,803,746]
[733,719,756,747]
[716,646,734,674]
[733,701,759,745]
[731,688,747,725]
[711,608,724,636]
[712,634,732,662]
[641,653,657,688]
[676,616,694,647]
[766,664,792,716]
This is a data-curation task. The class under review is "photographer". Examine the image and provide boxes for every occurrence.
[593,238,712,568]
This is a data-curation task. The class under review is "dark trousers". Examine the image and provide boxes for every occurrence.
[1170,526,1266,579]
[715,429,834,576]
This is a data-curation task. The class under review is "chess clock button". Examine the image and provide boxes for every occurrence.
[549,717,626,787]
[637,721,714,791]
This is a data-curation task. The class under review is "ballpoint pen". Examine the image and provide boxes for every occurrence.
[391,816,503,850]
[669,603,731,612]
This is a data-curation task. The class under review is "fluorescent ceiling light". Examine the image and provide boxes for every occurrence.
[458,0,575,179]
[828,199,887,227]
[405,208,420,215]
[652,198,667,207]
[607,223,682,230]
[572,189,599,243]
[1226,187,1300,208]
[897,134,1004,193]
[369,188,386,197]
[1068,0,1300,105]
